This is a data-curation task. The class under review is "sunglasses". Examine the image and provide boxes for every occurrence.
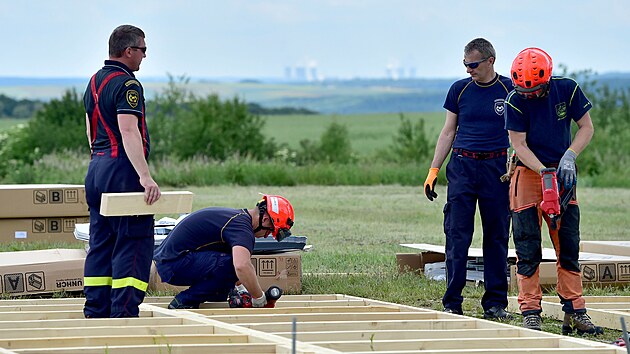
[129,46,147,54]
[463,57,488,69]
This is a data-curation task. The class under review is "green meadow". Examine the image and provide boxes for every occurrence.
[262,112,443,155]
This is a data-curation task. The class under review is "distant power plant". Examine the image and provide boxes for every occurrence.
[284,60,321,82]
[283,60,416,81]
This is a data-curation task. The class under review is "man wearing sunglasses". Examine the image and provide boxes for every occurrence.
[82,25,160,318]
[154,194,295,309]
[423,38,513,320]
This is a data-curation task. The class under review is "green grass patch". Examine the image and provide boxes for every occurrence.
[262,112,443,155]
[0,118,27,132]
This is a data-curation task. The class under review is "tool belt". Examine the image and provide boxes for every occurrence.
[452,148,507,160]
[516,161,559,169]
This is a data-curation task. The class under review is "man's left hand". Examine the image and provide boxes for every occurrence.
[558,149,577,189]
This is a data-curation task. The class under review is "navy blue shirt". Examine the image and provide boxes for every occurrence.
[443,74,513,151]
[504,77,592,163]
[153,207,255,262]
[83,60,150,156]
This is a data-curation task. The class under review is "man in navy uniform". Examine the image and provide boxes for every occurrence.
[423,38,513,319]
[154,195,295,309]
[83,24,160,318]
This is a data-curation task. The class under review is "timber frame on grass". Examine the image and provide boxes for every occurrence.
[0,295,625,353]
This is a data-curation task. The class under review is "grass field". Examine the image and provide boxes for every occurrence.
[0,118,27,132]
[262,111,443,155]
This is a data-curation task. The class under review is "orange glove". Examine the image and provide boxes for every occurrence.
[424,168,439,201]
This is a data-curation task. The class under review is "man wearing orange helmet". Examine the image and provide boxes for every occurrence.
[504,48,601,335]
[153,194,295,309]
[423,38,513,320]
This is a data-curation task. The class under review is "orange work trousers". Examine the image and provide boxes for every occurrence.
[510,166,585,315]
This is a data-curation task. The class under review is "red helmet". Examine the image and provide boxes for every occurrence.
[511,47,553,99]
[257,194,295,241]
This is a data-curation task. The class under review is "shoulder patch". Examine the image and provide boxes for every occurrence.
[125,79,140,87]
[126,90,140,108]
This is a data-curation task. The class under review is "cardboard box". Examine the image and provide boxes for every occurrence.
[0,184,88,218]
[0,217,89,243]
[509,259,630,292]
[396,252,445,275]
[149,252,302,295]
[0,249,86,296]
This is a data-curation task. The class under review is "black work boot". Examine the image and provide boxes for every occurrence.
[443,307,463,315]
[168,297,199,309]
[483,306,513,321]
[522,313,542,331]
[562,312,604,335]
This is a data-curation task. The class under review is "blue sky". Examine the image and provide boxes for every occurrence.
[1,0,629,80]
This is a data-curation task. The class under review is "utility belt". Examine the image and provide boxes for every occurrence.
[516,161,558,169]
[452,148,507,160]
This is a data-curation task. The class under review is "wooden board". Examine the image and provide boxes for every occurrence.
[580,241,630,257]
[509,295,630,331]
[401,243,630,261]
[99,191,193,216]
[0,296,625,353]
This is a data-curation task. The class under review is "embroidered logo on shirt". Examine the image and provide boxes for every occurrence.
[555,102,567,120]
[126,90,140,108]
[494,99,505,116]
[125,79,140,87]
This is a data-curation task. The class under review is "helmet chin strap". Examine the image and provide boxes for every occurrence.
[253,203,274,236]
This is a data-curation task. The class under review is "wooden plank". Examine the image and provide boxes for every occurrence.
[100,191,193,216]
[12,343,279,354]
[580,241,630,257]
[350,349,620,354]
[192,305,400,316]
[241,319,480,332]
[206,311,439,323]
[0,305,84,312]
[314,337,561,351]
[0,334,248,349]
[0,324,215,339]
[273,328,524,341]
[0,317,184,329]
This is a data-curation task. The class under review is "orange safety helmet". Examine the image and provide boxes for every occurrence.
[511,47,553,99]
[256,194,295,241]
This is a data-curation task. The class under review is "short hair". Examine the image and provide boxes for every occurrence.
[109,25,145,58]
[464,38,496,60]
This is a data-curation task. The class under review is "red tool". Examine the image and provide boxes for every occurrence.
[228,285,282,308]
[540,168,561,229]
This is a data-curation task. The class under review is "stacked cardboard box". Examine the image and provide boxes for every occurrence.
[0,184,89,244]
[0,248,86,295]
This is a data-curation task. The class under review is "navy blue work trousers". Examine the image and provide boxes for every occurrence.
[155,251,238,306]
[442,151,510,312]
[83,151,154,318]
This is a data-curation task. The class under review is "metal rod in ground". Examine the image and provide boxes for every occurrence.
[621,316,630,354]
[292,316,297,354]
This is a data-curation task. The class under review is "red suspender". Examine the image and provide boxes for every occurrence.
[89,71,126,157]
[141,105,148,157]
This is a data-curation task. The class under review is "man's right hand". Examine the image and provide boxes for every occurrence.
[423,168,439,201]
[252,292,267,308]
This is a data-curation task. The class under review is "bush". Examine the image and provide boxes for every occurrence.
[293,121,356,165]
[148,76,277,161]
